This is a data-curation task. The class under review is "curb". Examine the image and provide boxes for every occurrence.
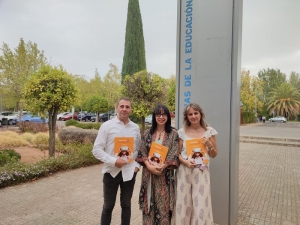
[240,136,300,143]
[240,136,300,147]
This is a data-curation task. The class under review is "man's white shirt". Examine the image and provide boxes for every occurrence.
[92,117,141,181]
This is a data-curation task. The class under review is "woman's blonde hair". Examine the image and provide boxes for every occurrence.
[183,103,208,128]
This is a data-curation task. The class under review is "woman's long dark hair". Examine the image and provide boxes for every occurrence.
[150,104,172,135]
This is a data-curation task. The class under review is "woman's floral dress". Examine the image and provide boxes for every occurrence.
[136,128,179,225]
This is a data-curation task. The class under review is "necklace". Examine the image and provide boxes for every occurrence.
[157,129,165,140]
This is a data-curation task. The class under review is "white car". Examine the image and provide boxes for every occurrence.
[110,113,118,120]
[0,111,18,125]
[57,112,70,120]
[269,116,287,123]
[145,115,152,124]
[0,114,4,127]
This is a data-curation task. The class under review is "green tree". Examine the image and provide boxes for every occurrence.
[240,70,264,115]
[85,96,108,123]
[167,83,176,112]
[73,69,106,112]
[73,74,92,112]
[0,38,47,114]
[267,83,300,119]
[162,74,176,111]
[121,0,146,82]
[257,68,286,103]
[121,71,165,133]
[23,65,78,157]
[89,69,104,96]
[102,64,122,111]
[289,71,300,91]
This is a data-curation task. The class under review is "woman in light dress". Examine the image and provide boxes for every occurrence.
[136,104,179,225]
[172,103,218,225]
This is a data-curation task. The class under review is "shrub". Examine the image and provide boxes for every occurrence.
[32,132,49,150]
[20,133,35,144]
[242,112,256,124]
[65,120,101,130]
[65,119,79,126]
[0,149,21,166]
[0,144,99,188]
[58,128,98,145]
[55,142,77,154]
[75,123,101,130]
[0,131,19,139]
[0,131,29,148]
[18,122,49,133]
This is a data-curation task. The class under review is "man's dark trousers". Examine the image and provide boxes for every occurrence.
[101,171,137,225]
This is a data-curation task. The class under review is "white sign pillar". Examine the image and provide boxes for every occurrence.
[176,0,243,224]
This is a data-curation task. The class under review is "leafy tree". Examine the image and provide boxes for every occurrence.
[267,83,300,119]
[0,38,47,114]
[257,68,286,103]
[162,74,176,111]
[102,64,122,111]
[73,69,106,112]
[289,71,300,91]
[85,96,108,123]
[121,70,165,133]
[167,83,176,112]
[121,0,146,82]
[73,74,92,112]
[23,65,78,157]
[89,69,104,96]
[240,70,264,115]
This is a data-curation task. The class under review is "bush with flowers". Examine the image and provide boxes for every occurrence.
[0,144,99,188]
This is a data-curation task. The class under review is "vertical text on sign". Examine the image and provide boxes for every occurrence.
[183,0,193,107]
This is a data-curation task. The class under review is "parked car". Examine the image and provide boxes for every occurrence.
[269,116,287,123]
[0,114,4,127]
[15,115,48,124]
[100,113,111,122]
[57,112,70,120]
[110,113,118,120]
[91,113,111,122]
[170,112,175,118]
[77,113,93,121]
[0,111,18,125]
[145,115,152,124]
[61,113,78,121]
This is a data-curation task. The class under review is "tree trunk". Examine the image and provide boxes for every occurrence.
[141,116,145,134]
[48,108,58,157]
[96,112,99,123]
[18,102,23,122]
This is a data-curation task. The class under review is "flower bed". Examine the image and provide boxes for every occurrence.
[0,144,99,188]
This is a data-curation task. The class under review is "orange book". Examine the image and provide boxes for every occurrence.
[114,137,134,163]
[185,138,209,165]
[148,142,168,167]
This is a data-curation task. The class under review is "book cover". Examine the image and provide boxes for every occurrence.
[114,137,134,163]
[185,138,209,165]
[148,142,168,167]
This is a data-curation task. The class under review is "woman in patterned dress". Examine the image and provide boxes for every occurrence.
[136,104,179,225]
[172,103,218,225]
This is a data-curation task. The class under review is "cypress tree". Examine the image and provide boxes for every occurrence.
[121,0,146,82]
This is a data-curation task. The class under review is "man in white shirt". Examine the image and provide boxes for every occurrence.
[92,97,141,225]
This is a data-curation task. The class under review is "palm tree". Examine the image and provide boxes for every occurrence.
[267,83,300,119]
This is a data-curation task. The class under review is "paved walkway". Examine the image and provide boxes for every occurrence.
[1,123,300,225]
[240,121,300,139]
[1,143,300,225]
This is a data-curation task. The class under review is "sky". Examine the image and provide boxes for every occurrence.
[0,0,299,80]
